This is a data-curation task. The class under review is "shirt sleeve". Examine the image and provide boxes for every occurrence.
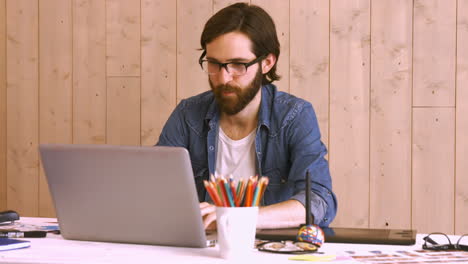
[290,190,327,225]
[286,101,337,226]
[155,101,188,148]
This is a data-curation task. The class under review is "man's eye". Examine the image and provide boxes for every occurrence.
[229,63,245,69]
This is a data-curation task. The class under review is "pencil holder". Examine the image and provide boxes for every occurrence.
[216,206,259,260]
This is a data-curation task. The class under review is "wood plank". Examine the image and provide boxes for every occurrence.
[213,0,248,13]
[0,0,5,211]
[38,0,72,217]
[106,0,140,76]
[73,0,106,145]
[455,0,468,235]
[329,0,370,227]
[369,0,412,229]
[106,77,141,146]
[289,0,329,148]
[251,0,289,92]
[176,0,212,101]
[413,0,456,107]
[412,108,455,234]
[6,0,39,216]
[141,0,176,146]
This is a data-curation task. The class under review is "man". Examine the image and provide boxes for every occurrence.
[157,3,337,229]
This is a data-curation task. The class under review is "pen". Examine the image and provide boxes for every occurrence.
[0,231,47,238]
[306,170,311,225]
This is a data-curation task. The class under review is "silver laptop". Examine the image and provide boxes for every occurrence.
[39,144,215,248]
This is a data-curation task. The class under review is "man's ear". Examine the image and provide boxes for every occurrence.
[261,53,276,74]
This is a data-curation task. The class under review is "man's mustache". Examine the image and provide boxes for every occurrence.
[216,84,239,93]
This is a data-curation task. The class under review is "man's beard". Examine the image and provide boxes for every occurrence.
[210,67,263,116]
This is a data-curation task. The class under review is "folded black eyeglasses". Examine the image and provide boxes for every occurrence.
[423,232,468,251]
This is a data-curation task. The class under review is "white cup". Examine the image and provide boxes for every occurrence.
[216,206,259,260]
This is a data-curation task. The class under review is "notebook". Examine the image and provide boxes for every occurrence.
[256,226,416,245]
[39,144,215,248]
[0,238,31,251]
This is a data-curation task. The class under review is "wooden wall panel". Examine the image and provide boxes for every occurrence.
[413,0,456,107]
[456,0,468,235]
[73,0,106,145]
[6,0,39,216]
[176,0,212,101]
[141,0,176,146]
[0,0,6,211]
[38,0,72,217]
[290,0,329,147]
[251,0,289,92]
[106,77,140,145]
[412,108,455,234]
[106,0,140,77]
[213,0,248,13]
[329,0,370,228]
[369,0,412,229]
[0,0,467,234]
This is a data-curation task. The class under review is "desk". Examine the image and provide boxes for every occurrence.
[0,218,458,264]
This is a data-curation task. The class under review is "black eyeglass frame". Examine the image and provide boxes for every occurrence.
[422,232,468,251]
[198,50,266,76]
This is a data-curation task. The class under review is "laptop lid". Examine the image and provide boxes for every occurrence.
[256,227,416,245]
[39,144,212,248]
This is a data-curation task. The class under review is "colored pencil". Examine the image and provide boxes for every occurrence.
[204,174,269,207]
[256,177,269,206]
[252,177,267,206]
[244,177,253,207]
[219,178,231,207]
[204,180,222,206]
[224,180,235,207]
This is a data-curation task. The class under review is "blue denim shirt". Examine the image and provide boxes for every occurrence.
[156,84,337,226]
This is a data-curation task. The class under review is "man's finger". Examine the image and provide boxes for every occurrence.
[203,212,217,229]
[200,203,216,216]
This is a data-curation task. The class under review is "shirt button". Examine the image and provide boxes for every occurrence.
[280,178,286,184]
[209,146,214,151]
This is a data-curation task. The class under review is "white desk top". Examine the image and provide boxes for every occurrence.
[0,218,461,264]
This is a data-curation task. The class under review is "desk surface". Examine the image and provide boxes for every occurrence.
[0,217,459,264]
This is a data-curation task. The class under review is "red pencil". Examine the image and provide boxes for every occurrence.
[203,180,222,206]
[230,181,239,206]
[218,178,230,207]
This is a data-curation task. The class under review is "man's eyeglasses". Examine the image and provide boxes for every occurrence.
[199,55,266,76]
[422,232,468,251]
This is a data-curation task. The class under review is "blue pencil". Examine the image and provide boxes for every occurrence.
[224,180,235,207]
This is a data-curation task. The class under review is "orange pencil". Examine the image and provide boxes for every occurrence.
[204,180,222,206]
[255,177,269,206]
[211,174,224,205]
[244,177,253,207]
[252,177,265,206]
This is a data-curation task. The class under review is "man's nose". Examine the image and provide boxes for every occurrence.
[216,66,233,84]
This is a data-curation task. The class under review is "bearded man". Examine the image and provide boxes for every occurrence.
[156,3,337,230]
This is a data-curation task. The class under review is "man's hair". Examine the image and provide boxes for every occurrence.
[200,3,281,84]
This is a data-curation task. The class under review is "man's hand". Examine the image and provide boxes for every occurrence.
[199,202,217,230]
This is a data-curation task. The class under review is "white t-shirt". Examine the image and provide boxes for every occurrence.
[215,127,256,181]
